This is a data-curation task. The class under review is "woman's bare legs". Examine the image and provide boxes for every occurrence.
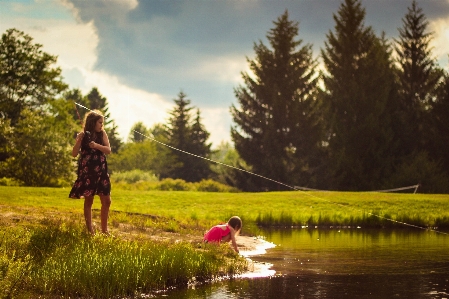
[84,196,95,234]
[100,195,111,234]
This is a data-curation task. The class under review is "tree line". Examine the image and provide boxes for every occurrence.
[1,0,448,193]
[232,0,449,193]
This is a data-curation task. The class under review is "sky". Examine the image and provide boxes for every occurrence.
[1,0,449,147]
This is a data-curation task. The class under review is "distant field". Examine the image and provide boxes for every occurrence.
[2,186,449,230]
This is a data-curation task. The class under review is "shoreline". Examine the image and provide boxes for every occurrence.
[237,235,276,278]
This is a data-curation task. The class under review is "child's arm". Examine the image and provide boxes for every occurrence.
[90,130,111,155]
[229,227,239,253]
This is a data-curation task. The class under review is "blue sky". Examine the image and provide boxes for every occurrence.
[1,0,449,146]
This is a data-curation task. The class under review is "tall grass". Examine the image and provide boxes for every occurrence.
[254,210,439,228]
[0,219,247,298]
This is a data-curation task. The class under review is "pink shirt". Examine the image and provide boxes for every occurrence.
[203,225,230,243]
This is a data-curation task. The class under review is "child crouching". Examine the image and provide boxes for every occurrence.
[203,216,242,253]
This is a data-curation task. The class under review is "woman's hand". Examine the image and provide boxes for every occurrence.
[72,131,85,157]
[89,141,97,149]
[76,132,85,144]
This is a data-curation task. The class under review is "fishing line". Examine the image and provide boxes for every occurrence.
[74,102,449,236]
[74,102,83,126]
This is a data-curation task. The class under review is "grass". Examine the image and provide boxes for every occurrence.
[0,218,245,298]
[2,186,449,229]
[1,186,449,298]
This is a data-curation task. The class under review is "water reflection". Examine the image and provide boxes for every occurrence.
[154,229,449,299]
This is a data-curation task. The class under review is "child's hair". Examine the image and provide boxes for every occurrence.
[228,216,242,232]
[83,110,104,141]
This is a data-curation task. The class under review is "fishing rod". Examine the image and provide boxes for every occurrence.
[73,102,448,236]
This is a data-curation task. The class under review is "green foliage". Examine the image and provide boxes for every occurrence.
[0,108,74,186]
[0,251,32,299]
[108,139,163,174]
[194,179,239,192]
[428,73,449,174]
[111,177,237,193]
[320,0,398,191]
[394,1,443,158]
[387,151,449,194]
[164,91,213,182]
[0,28,67,126]
[128,121,151,143]
[111,169,158,184]
[64,88,89,126]
[0,219,246,298]
[0,28,69,183]
[210,142,249,189]
[0,177,22,186]
[157,178,191,191]
[231,11,321,191]
[86,88,123,153]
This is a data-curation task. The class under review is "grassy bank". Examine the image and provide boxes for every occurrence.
[0,219,245,298]
[1,186,449,298]
[1,186,449,230]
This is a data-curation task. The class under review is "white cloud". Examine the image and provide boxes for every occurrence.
[193,54,248,84]
[430,17,449,70]
[201,107,233,146]
[78,69,171,142]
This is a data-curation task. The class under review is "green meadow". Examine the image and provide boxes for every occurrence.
[2,186,449,229]
[1,186,449,298]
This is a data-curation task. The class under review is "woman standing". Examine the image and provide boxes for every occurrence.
[69,110,112,235]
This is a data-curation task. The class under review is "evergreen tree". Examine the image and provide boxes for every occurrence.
[164,91,212,182]
[429,72,449,180]
[394,0,443,156]
[188,109,213,181]
[321,0,397,191]
[86,88,122,153]
[231,10,321,191]
[128,121,150,143]
[65,88,89,125]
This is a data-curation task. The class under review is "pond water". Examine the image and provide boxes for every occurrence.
[154,228,449,299]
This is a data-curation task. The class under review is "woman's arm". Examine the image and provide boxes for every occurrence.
[89,130,111,155]
[72,132,84,157]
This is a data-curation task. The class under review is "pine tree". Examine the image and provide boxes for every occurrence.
[188,109,213,181]
[321,0,397,190]
[164,91,212,182]
[231,10,321,191]
[394,0,443,156]
[65,88,89,124]
[429,73,449,180]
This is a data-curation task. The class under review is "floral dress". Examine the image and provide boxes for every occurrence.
[69,132,111,198]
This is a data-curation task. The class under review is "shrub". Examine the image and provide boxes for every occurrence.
[0,177,23,186]
[194,179,239,192]
[110,170,158,184]
[157,178,191,191]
